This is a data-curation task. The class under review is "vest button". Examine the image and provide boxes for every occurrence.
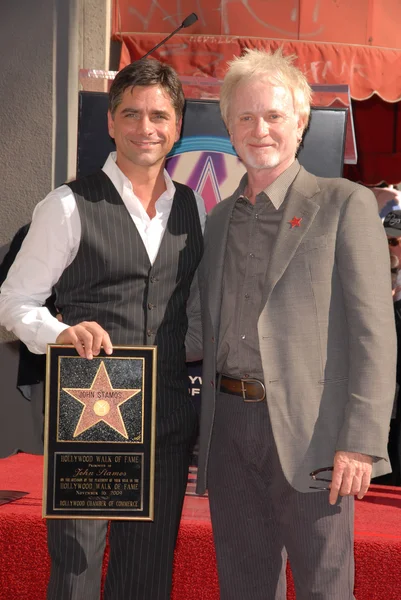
[148,303,155,310]
[147,329,153,337]
[150,276,159,283]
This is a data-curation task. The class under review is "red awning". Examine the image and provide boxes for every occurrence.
[119,34,401,102]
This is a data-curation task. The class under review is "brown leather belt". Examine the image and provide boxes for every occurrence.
[218,374,266,402]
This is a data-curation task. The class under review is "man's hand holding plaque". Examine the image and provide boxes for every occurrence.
[56,321,113,359]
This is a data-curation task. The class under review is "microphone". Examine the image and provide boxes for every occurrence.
[141,13,198,60]
[181,13,198,28]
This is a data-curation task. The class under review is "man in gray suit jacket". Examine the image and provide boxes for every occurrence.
[196,48,396,599]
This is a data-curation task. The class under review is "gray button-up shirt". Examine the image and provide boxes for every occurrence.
[217,160,301,380]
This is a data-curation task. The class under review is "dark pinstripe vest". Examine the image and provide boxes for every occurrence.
[54,170,203,422]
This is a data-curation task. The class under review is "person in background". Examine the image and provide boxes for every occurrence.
[0,224,55,401]
[390,254,400,293]
[0,58,205,600]
[196,48,396,600]
[384,211,401,270]
[372,184,401,218]
[0,224,57,450]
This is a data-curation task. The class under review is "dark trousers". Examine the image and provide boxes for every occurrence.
[47,519,107,600]
[104,444,191,599]
[208,392,355,600]
[47,405,197,600]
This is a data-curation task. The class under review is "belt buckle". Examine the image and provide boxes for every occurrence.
[241,378,266,402]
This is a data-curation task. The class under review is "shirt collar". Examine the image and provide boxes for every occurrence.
[236,159,301,209]
[102,151,176,202]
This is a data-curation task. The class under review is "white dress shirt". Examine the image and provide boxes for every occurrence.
[0,153,205,354]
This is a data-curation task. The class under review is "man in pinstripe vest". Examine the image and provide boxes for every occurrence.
[0,59,205,599]
[196,49,396,599]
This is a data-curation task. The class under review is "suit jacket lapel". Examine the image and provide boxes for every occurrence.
[261,168,321,308]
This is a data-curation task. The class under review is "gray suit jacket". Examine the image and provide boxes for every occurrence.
[197,166,397,494]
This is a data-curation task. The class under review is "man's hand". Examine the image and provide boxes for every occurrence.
[56,321,113,359]
[329,451,373,505]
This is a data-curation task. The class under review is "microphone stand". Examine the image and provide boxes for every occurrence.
[141,13,198,60]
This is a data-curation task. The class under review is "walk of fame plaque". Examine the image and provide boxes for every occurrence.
[43,345,157,520]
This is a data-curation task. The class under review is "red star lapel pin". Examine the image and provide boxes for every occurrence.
[289,216,302,229]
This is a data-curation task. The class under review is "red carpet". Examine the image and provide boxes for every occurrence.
[1,454,401,599]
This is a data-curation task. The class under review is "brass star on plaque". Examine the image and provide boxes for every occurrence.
[63,361,140,439]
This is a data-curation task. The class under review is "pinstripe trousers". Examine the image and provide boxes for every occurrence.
[47,435,194,599]
[207,392,355,600]
[46,518,107,600]
[104,443,191,599]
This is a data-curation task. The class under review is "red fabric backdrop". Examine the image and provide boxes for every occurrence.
[344,97,401,186]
